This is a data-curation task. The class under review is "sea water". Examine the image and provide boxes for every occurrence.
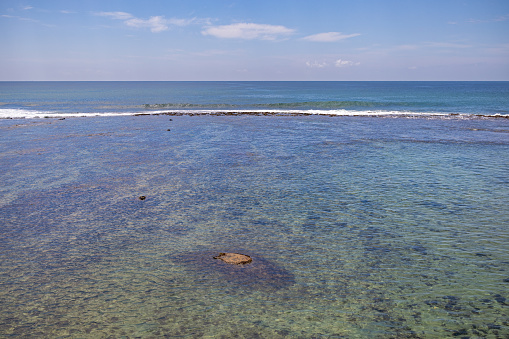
[0,82,508,338]
[1,81,508,118]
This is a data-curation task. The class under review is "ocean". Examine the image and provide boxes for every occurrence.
[1,81,508,118]
[1,82,508,338]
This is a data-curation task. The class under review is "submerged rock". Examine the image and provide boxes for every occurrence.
[173,250,294,290]
[138,196,146,200]
[213,252,252,265]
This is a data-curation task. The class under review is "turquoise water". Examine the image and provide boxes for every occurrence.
[1,114,508,337]
[1,81,509,117]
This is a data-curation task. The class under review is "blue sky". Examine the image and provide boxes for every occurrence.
[1,0,508,80]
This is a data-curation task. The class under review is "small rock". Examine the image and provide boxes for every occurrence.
[213,252,252,265]
[138,196,146,200]
[167,129,171,131]
[452,328,468,336]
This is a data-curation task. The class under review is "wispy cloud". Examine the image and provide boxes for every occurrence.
[1,14,39,23]
[468,14,509,23]
[382,41,473,54]
[305,59,360,68]
[395,44,420,51]
[97,11,133,20]
[425,42,472,49]
[191,49,244,57]
[335,59,360,67]
[488,44,509,57]
[95,11,206,33]
[202,23,295,40]
[306,61,328,68]
[125,16,171,33]
[393,42,472,51]
[302,32,360,42]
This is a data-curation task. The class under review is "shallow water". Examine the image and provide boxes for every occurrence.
[1,115,508,338]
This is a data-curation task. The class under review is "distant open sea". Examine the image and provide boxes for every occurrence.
[1,81,509,118]
[1,82,508,338]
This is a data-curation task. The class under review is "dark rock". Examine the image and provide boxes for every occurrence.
[138,196,146,200]
[452,328,468,336]
[494,294,506,305]
[213,252,252,265]
[167,129,171,131]
[443,296,460,302]
[411,245,427,255]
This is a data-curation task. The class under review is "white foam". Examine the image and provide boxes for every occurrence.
[0,108,503,120]
[147,109,471,118]
[0,108,139,119]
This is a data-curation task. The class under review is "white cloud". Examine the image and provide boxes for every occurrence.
[95,12,204,33]
[202,23,295,40]
[335,59,360,67]
[302,32,360,42]
[96,11,133,20]
[167,18,201,27]
[306,61,328,68]
[305,59,360,68]
[125,16,169,33]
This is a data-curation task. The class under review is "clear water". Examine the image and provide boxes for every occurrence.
[1,113,508,338]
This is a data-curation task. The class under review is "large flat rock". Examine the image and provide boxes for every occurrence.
[213,252,252,265]
[172,250,294,290]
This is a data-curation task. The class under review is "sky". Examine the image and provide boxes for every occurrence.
[1,0,508,81]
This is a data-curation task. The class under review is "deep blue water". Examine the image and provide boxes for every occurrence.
[0,82,508,337]
[1,81,508,118]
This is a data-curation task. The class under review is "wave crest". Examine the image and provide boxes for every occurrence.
[1,108,507,120]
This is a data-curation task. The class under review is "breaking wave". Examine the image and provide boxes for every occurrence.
[2,107,507,120]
